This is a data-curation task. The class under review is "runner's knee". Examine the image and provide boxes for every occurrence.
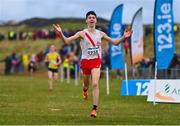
[92,82,98,89]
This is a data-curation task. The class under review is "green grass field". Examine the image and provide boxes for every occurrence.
[0,24,180,125]
[0,75,180,125]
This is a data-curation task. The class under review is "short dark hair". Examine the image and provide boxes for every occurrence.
[86,11,97,19]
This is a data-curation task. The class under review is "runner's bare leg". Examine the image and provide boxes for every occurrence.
[91,68,100,106]
[83,74,90,91]
[48,71,53,91]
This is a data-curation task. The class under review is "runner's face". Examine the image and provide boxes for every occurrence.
[50,45,56,52]
[86,14,97,27]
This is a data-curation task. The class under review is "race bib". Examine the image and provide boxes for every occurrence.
[87,46,99,55]
[50,60,57,65]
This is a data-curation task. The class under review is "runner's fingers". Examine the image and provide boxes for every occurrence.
[52,24,58,29]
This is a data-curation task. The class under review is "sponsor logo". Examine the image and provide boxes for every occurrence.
[155,83,178,101]
[155,92,175,101]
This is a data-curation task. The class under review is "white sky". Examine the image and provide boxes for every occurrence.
[0,0,180,24]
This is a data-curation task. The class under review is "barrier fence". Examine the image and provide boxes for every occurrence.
[129,67,180,79]
[59,64,180,85]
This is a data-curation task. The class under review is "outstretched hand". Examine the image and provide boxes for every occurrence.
[123,29,133,39]
[53,24,63,39]
[53,24,62,33]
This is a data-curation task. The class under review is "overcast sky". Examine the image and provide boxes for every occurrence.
[0,0,180,24]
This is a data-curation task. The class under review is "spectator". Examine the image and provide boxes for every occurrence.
[10,52,18,74]
[8,31,17,41]
[1,55,12,75]
[0,33,5,41]
[28,54,37,79]
[22,53,29,70]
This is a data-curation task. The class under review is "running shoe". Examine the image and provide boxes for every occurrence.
[90,109,97,118]
[83,90,88,99]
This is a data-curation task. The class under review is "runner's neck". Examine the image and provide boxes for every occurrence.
[87,27,96,34]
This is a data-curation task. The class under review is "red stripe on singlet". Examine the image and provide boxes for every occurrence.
[85,32,100,59]
[85,32,96,47]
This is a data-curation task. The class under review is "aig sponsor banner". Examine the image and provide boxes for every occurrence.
[130,8,144,65]
[121,80,149,96]
[109,4,125,69]
[147,80,180,103]
[154,0,175,69]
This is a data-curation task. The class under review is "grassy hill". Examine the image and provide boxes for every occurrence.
[0,17,108,34]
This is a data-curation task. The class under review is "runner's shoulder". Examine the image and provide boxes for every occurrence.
[77,31,85,38]
[99,31,106,38]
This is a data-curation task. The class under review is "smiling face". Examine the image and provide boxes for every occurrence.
[86,14,97,28]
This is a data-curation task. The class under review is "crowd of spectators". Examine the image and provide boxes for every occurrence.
[0,29,79,41]
[0,25,179,79]
[0,25,108,41]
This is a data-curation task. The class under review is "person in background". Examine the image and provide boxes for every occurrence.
[28,54,37,79]
[44,44,61,91]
